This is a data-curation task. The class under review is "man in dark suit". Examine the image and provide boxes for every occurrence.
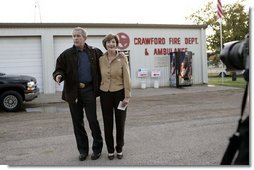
[53,27,103,161]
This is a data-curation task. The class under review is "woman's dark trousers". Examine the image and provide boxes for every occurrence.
[100,89,126,153]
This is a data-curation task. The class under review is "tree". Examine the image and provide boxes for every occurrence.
[186,0,249,54]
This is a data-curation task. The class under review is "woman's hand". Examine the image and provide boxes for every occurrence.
[122,97,130,107]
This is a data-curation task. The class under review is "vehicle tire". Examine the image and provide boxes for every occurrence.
[0,90,23,112]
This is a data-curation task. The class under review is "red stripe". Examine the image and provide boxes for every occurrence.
[217,0,223,18]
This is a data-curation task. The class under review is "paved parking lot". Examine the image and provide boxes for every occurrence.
[0,85,248,166]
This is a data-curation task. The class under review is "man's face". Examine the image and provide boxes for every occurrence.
[72,31,86,49]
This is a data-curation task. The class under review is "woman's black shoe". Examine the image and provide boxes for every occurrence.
[108,153,114,160]
[117,152,123,159]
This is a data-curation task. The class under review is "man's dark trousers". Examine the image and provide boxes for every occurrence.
[68,87,103,155]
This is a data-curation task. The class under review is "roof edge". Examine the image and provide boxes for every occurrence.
[0,22,207,29]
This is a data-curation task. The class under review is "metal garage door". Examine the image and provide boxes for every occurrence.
[0,36,43,91]
[53,36,104,91]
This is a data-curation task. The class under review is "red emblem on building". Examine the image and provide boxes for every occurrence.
[117,32,130,49]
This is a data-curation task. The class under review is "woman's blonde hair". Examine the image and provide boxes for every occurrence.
[102,33,119,50]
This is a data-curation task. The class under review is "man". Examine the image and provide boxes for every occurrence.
[53,27,103,161]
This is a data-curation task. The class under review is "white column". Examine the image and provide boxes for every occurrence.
[200,28,208,84]
[41,32,56,94]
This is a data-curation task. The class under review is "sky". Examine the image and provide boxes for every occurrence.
[0,0,250,24]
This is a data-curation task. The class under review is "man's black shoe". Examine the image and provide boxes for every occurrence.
[91,152,101,160]
[79,153,88,161]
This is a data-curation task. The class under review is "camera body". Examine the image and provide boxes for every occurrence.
[219,34,249,70]
[219,34,250,165]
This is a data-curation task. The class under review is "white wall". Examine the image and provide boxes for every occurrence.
[0,24,207,93]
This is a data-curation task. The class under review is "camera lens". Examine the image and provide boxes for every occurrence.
[220,39,248,70]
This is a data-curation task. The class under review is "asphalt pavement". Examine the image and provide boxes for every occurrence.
[31,84,239,105]
[0,84,248,167]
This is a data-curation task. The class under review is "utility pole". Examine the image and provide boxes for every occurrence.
[34,0,42,23]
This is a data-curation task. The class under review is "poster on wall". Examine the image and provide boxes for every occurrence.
[151,69,161,77]
[137,68,149,78]
[169,53,177,86]
[169,51,192,87]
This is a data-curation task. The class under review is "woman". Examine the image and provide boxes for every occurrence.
[99,33,131,160]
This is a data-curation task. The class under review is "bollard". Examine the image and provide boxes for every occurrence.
[141,81,146,89]
[154,80,159,88]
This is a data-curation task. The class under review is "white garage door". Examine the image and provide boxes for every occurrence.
[53,36,104,91]
[0,36,43,91]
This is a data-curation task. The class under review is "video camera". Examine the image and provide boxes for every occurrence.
[219,34,249,81]
[219,34,249,165]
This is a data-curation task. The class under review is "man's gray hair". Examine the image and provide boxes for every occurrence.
[72,27,87,38]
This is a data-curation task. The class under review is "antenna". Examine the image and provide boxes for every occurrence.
[34,0,42,23]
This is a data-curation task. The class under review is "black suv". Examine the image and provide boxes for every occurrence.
[0,72,39,112]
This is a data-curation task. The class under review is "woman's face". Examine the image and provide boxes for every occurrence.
[106,38,117,52]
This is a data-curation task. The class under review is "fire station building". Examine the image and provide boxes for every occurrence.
[0,23,208,94]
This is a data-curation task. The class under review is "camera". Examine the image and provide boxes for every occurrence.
[220,34,249,165]
[219,34,249,81]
